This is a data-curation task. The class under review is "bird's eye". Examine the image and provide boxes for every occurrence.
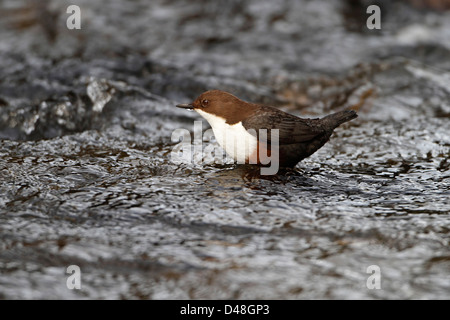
[202,99,209,107]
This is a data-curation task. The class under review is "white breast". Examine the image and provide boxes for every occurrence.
[196,109,257,163]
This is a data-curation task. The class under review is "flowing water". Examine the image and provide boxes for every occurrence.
[0,0,449,299]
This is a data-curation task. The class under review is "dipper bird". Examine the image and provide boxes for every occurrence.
[176,90,357,168]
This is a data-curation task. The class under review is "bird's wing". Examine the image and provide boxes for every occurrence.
[241,107,325,144]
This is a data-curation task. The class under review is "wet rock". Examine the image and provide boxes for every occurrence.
[0,0,449,299]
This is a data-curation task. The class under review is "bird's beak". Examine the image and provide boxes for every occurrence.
[176,103,194,110]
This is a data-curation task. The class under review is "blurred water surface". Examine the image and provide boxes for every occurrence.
[0,0,449,299]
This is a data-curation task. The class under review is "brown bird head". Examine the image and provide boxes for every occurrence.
[176,90,258,124]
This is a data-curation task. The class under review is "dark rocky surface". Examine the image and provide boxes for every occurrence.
[0,0,449,299]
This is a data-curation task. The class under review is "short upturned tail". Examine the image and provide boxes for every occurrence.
[322,110,358,130]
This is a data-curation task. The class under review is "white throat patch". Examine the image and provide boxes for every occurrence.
[196,109,258,163]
